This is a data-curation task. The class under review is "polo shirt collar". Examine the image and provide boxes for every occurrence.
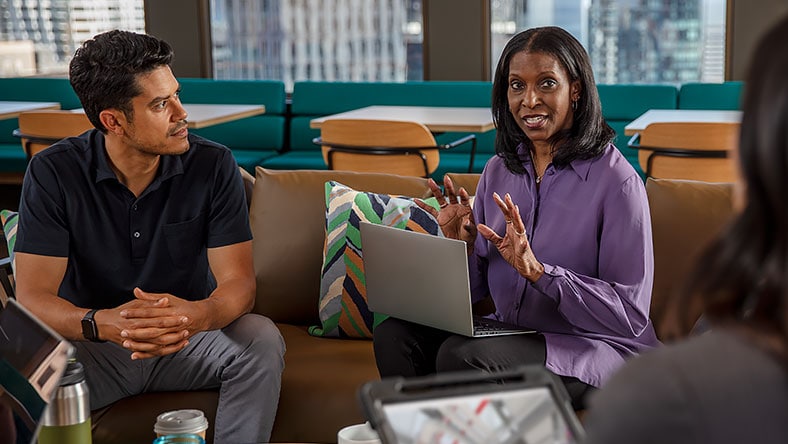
[93,132,185,185]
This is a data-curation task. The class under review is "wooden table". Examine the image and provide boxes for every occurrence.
[310,105,495,133]
[0,101,60,120]
[69,104,265,129]
[624,109,742,136]
[183,103,266,129]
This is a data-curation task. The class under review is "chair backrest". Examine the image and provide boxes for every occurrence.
[18,110,94,159]
[318,119,439,177]
[637,121,739,183]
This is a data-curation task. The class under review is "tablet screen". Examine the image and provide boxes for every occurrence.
[380,386,577,444]
[0,300,72,444]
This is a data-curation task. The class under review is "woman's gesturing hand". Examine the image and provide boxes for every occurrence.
[415,176,477,252]
[477,192,544,282]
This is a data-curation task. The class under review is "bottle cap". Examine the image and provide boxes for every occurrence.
[154,410,209,436]
[59,360,86,386]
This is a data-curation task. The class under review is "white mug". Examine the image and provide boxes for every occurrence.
[337,422,381,444]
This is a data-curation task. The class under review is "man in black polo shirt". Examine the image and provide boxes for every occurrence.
[13,30,284,443]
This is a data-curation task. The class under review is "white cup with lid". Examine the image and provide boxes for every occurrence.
[337,422,381,444]
[154,409,209,439]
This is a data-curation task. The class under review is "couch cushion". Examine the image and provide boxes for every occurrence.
[271,324,379,443]
[250,168,432,325]
[311,182,441,338]
[178,78,287,169]
[678,82,743,110]
[444,172,481,195]
[259,151,329,170]
[646,178,733,338]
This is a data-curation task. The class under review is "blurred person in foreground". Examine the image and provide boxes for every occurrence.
[373,26,660,410]
[13,30,284,443]
[583,15,788,444]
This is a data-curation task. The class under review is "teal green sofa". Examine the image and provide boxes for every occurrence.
[0,78,745,182]
[177,78,287,173]
[678,81,744,110]
[266,81,495,178]
[0,77,82,182]
[597,84,679,176]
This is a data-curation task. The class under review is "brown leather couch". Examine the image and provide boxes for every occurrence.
[85,172,732,443]
[645,177,734,337]
[90,168,438,444]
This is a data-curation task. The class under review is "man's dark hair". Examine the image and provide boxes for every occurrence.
[491,26,614,174]
[69,30,174,133]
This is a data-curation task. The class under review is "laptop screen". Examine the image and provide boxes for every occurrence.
[360,365,585,444]
[0,299,73,444]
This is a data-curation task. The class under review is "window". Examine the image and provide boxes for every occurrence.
[0,0,145,77]
[491,0,726,84]
[210,0,424,91]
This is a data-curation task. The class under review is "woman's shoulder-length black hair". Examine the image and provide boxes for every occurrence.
[491,26,615,174]
[673,15,788,364]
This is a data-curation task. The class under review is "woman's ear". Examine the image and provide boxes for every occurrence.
[571,80,582,102]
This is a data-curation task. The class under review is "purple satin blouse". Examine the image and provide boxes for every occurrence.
[469,143,661,387]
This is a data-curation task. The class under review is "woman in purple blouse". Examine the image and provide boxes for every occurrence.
[373,26,660,409]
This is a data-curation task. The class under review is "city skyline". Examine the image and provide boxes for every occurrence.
[0,0,726,86]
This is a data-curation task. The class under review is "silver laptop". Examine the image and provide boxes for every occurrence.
[360,221,535,337]
[0,298,74,443]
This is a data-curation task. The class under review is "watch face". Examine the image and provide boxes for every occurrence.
[81,319,92,340]
[81,311,97,341]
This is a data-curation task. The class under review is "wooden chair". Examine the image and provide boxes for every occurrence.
[313,119,477,177]
[628,121,740,183]
[14,110,94,160]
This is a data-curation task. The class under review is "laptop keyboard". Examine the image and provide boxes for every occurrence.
[472,316,531,336]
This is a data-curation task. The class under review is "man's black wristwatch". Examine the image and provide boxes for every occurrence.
[81,309,103,342]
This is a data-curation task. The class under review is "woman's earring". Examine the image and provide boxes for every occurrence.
[572,100,578,111]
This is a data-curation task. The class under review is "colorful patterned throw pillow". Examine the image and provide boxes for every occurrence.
[310,181,443,339]
[1,209,18,274]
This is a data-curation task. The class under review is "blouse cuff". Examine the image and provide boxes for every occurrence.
[530,263,565,298]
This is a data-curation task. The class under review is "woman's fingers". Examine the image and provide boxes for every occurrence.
[458,187,471,206]
[427,178,445,203]
[492,192,517,223]
[515,204,527,236]
[477,224,501,244]
[414,198,439,217]
[443,175,459,205]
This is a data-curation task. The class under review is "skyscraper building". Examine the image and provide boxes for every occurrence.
[0,0,143,75]
[588,0,715,84]
[210,0,419,91]
[490,0,587,78]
